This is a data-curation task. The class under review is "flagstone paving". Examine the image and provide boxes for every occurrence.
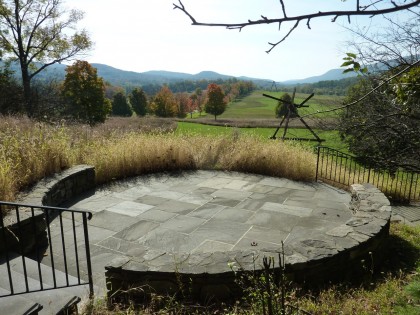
[61,170,357,293]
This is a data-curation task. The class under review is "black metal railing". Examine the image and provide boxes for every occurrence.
[0,202,93,298]
[316,146,420,203]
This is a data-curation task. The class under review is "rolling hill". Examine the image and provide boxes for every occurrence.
[3,61,357,87]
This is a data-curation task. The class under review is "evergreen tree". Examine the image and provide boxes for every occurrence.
[129,88,148,116]
[112,92,133,117]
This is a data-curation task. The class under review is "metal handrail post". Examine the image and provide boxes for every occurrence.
[82,212,94,299]
[0,208,14,295]
[315,146,321,182]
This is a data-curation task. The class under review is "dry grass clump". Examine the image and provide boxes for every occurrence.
[78,130,315,185]
[0,116,316,202]
[0,116,73,200]
[188,131,315,181]
[91,116,177,135]
[80,133,196,184]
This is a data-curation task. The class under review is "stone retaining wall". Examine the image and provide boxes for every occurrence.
[22,165,95,207]
[286,183,392,284]
[0,165,95,255]
[106,183,392,302]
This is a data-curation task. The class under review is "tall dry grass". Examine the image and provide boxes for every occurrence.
[0,116,316,201]
[0,116,73,200]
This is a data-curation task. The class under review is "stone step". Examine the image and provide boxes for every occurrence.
[18,289,81,315]
[0,266,49,294]
[0,254,88,315]
[0,287,43,315]
[7,253,82,289]
[0,286,82,315]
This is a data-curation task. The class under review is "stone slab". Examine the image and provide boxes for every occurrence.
[106,201,154,217]
[88,210,138,232]
[113,220,160,242]
[55,170,392,298]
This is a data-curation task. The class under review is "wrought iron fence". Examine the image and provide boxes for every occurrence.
[316,146,420,203]
[0,201,93,298]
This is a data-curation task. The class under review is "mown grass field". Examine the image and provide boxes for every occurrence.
[220,90,344,119]
[176,121,348,151]
[181,89,348,151]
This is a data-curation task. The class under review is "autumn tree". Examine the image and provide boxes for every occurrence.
[129,88,148,116]
[104,83,125,100]
[194,87,205,116]
[0,0,92,116]
[112,92,132,117]
[186,95,198,118]
[205,83,226,120]
[175,92,189,118]
[150,86,177,117]
[62,60,111,126]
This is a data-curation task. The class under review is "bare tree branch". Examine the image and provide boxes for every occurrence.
[300,59,420,119]
[266,20,299,53]
[279,0,287,18]
[173,0,420,53]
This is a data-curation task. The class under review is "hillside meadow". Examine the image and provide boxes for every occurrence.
[180,89,348,151]
[220,90,344,119]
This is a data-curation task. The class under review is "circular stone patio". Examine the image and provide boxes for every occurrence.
[66,170,390,300]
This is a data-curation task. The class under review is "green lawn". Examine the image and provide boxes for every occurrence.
[176,121,347,151]
[179,89,347,150]
[219,90,344,119]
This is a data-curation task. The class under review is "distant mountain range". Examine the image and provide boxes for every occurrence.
[281,68,358,85]
[4,61,358,87]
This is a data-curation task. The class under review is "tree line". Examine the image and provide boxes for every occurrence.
[281,77,359,96]
[0,59,255,124]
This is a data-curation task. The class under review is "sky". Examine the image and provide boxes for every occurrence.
[68,0,405,82]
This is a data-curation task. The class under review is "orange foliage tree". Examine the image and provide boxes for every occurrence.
[150,86,178,117]
[205,83,226,120]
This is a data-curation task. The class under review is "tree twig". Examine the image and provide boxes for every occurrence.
[173,0,420,52]
[300,59,420,119]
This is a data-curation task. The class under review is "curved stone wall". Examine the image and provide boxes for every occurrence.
[105,182,392,301]
[22,165,95,207]
[0,165,95,255]
[2,166,391,301]
[285,183,391,284]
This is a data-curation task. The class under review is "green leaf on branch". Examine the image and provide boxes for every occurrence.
[341,61,354,67]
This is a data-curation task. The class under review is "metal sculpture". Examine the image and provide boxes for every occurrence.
[263,89,325,143]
